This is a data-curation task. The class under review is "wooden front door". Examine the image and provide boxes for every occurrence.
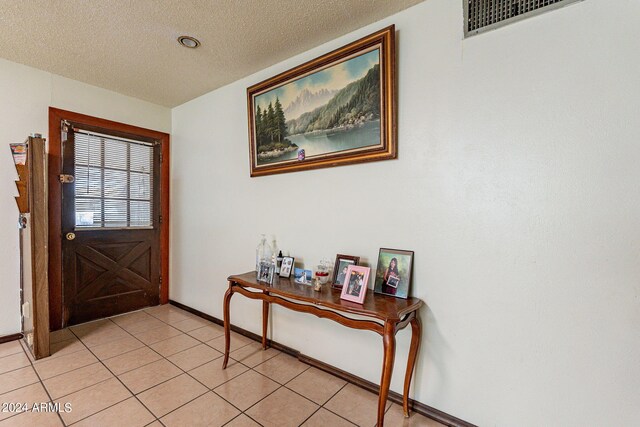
[61,123,161,326]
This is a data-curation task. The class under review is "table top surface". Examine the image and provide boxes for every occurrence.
[228,271,423,321]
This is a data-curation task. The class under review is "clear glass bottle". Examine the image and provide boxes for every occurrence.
[271,235,280,273]
[256,234,267,272]
[256,234,274,282]
[270,236,278,257]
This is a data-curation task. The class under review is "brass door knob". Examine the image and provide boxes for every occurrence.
[66,232,76,241]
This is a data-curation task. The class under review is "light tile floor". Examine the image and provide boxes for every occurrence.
[0,304,444,427]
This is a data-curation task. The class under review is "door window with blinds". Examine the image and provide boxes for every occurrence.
[74,130,156,228]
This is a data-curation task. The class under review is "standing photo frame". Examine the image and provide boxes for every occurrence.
[331,254,360,289]
[294,268,313,285]
[247,25,396,177]
[340,265,370,304]
[279,256,295,278]
[373,248,414,299]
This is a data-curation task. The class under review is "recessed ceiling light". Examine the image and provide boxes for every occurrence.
[178,36,200,48]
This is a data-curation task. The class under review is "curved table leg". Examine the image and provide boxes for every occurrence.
[403,314,422,417]
[222,282,234,369]
[378,321,396,427]
[262,296,269,350]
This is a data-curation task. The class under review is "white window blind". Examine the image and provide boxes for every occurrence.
[74,130,155,228]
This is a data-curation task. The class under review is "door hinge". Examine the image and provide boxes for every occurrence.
[59,174,75,183]
[159,275,163,285]
[159,215,163,224]
[159,151,163,163]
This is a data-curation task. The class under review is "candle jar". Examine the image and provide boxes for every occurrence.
[314,259,331,285]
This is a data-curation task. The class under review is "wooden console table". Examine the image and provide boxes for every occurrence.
[222,272,423,427]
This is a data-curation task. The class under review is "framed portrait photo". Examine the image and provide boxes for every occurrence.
[246,25,396,177]
[279,256,295,278]
[294,268,312,285]
[331,254,360,288]
[257,261,273,283]
[373,248,414,299]
[340,265,370,304]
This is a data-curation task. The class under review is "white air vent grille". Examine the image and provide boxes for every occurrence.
[465,0,581,37]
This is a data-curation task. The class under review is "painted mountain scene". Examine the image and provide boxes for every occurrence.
[253,48,381,166]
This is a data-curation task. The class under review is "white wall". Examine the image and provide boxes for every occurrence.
[171,0,640,425]
[0,58,171,336]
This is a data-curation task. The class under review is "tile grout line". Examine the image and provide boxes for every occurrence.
[38,343,149,384]
[139,307,271,424]
[249,366,316,404]
[166,350,224,373]
[246,366,322,426]
[171,305,426,425]
[232,355,325,425]
[16,339,68,426]
[220,326,390,426]
[108,308,254,421]
[84,315,230,426]
[161,306,354,426]
[0,349,26,360]
[168,358,252,417]
[66,321,163,426]
[240,412,266,427]
[0,346,35,423]
[139,308,258,383]
[136,307,273,425]
[220,409,269,427]
[5,309,244,425]
[253,362,311,387]
[0,369,40,396]
[170,306,375,426]
[45,305,388,427]
[201,343,299,418]
[102,352,166,378]
[310,382,359,426]
[243,356,360,426]
[0,349,33,384]
[298,407,324,426]
[48,375,114,402]
[135,313,238,353]
[110,311,248,390]
[0,364,38,382]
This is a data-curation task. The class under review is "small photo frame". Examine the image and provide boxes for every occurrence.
[340,265,370,304]
[331,254,360,288]
[294,268,312,284]
[279,256,295,278]
[257,261,273,283]
[386,275,400,288]
[373,248,414,299]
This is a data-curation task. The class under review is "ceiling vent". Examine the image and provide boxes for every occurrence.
[464,0,582,37]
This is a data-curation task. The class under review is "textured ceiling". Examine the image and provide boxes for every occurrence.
[0,0,423,107]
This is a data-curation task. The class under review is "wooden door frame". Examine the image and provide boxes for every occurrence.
[48,107,170,330]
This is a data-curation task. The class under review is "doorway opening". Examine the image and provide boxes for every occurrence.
[48,108,170,329]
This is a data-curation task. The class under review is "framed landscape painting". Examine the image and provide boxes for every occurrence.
[247,25,396,177]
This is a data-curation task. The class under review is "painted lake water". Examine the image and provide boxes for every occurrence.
[259,120,381,165]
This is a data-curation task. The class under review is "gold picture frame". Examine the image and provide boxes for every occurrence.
[247,25,396,177]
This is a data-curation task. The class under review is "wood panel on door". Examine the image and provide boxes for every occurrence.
[61,125,161,326]
[63,230,159,324]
